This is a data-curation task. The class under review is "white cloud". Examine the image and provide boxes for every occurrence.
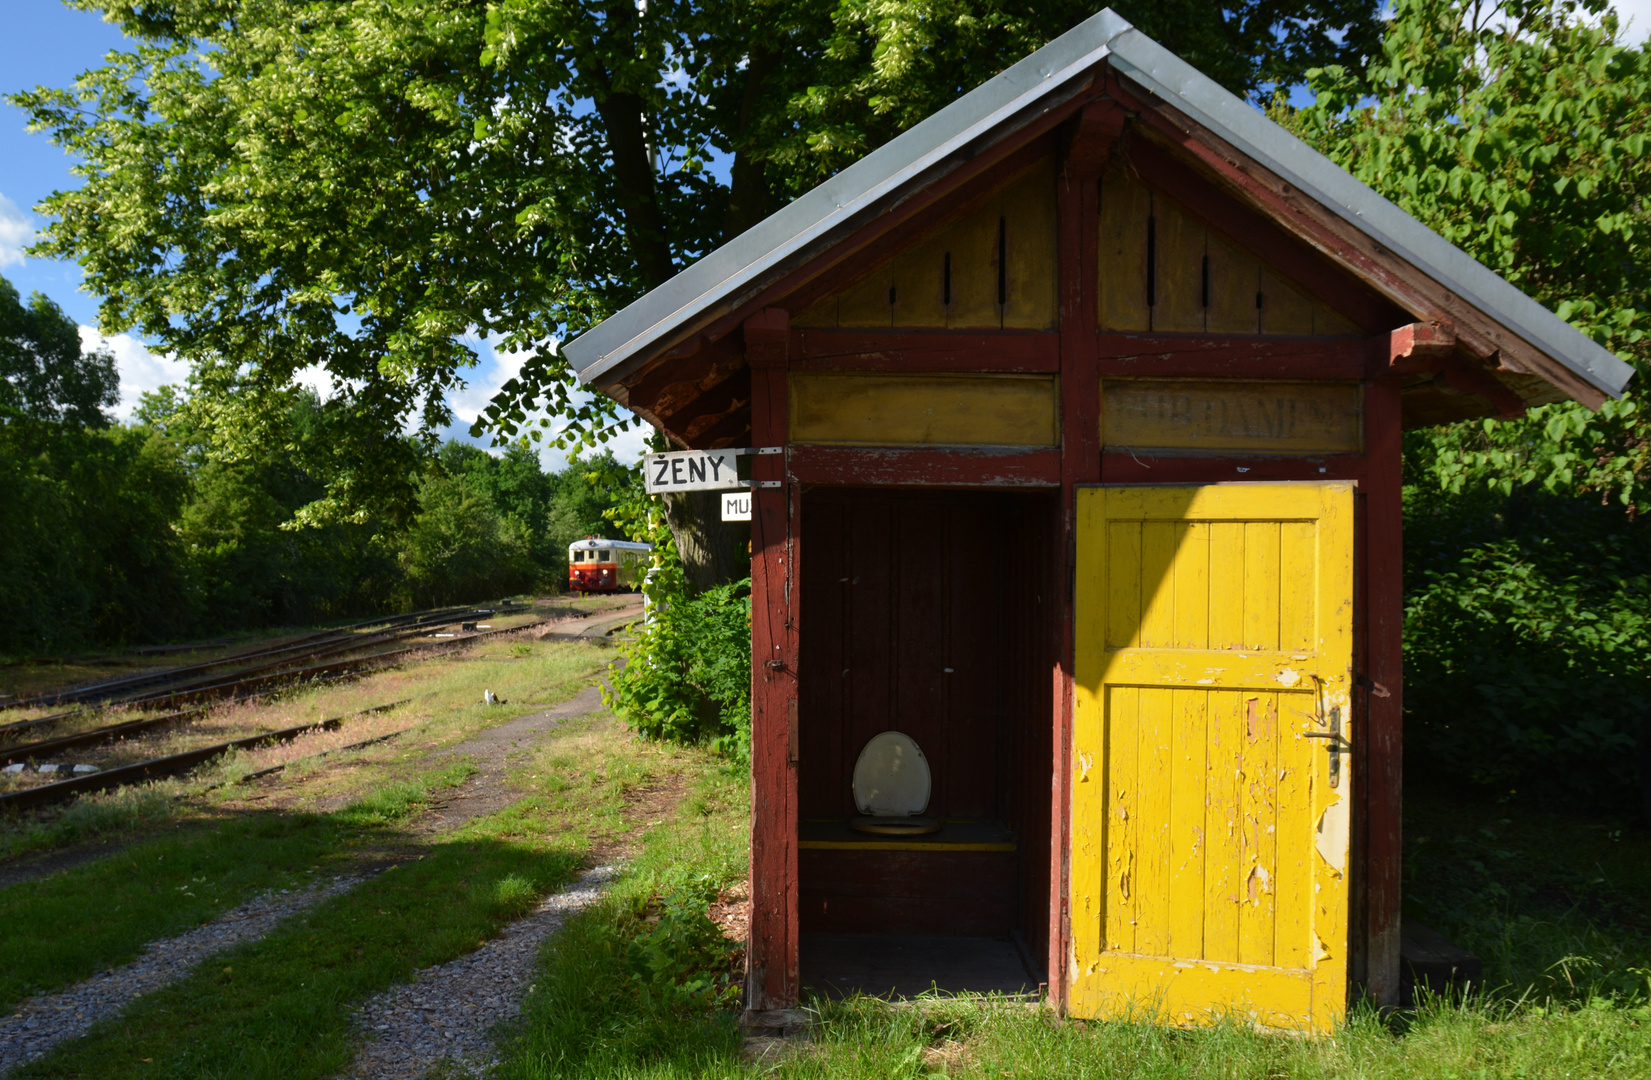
[0,193,34,269]
[1609,0,1651,40]
[447,329,538,426]
[78,325,190,422]
[292,362,340,401]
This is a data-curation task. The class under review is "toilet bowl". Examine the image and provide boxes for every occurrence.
[849,731,940,835]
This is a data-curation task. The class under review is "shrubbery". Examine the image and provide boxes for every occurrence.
[1404,462,1651,803]
[603,557,752,762]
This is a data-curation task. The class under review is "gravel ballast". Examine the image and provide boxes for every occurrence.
[337,864,618,1080]
[0,873,368,1075]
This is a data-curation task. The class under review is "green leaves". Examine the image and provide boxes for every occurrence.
[1276,0,1651,805]
[11,0,1392,526]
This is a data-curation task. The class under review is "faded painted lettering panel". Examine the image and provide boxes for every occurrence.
[1072,483,1355,1031]
[1102,380,1364,456]
[790,372,1058,447]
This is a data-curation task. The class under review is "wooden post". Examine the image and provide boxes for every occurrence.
[744,308,801,1017]
[1053,106,1112,1009]
[1363,372,1404,1006]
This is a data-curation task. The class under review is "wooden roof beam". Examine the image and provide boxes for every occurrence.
[1382,322,1524,419]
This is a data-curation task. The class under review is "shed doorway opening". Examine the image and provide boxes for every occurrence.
[798,487,1058,996]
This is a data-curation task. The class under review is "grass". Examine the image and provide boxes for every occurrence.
[0,632,613,859]
[10,712,702,1079]
[0,628,620,1017]
[489,778,1651,1080]
[0,760,473,1016]
[1403,780,1651,1001]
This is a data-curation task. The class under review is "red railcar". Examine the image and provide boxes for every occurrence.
[567,537,651,594]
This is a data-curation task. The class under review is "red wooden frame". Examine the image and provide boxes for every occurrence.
[788,445,1061,487]
[1097,335,1370,380]
[790,329,1060,372]
[1053,118,1107,1006]
[1362,376,1405,1005]
[1098,452,1368,485]
[745,309,801,1016]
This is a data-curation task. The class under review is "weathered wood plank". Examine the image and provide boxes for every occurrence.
[1100,451,1368,485]
[787,444,1061,487]
[1364,374,1405,1006]
[1154,196,1206,333]
[1203,688,1245,965]
[1106,684,1140,954]
[790,372,1059,447]
[1098,164,1152,331]
[799,849,1019,935]
[1167,685,1209,959]
[890,230,951,329]
[1003,157,1060,329]
[1205,231,1261,335]
[1115,124,1407,336]
[745,310,800,1011]
[1260,269,1316,336]
[790,329,1060,370]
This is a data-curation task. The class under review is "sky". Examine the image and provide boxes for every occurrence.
[5,0,1651,450]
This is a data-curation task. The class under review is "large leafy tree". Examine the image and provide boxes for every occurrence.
[1285,0,1651,804]
[1288,0,1651,506]
[12,0,1381,534]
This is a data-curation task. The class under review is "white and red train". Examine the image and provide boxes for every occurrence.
[567,537,651,594]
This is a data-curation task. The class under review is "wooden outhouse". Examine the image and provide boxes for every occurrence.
[564,10,1632,1030]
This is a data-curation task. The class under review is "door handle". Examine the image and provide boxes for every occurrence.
[1303,705,1347,788]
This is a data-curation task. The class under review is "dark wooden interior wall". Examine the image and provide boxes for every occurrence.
[799,487,1055,958]
[1000,493,1056,969]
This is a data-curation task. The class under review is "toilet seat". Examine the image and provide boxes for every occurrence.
[849,731,939,835]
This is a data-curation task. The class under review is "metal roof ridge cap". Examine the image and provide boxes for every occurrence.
[1105,31,1633,397]
[569,10,1136,384]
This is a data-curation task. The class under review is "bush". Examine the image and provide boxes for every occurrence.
[605,561,752,762]
[1403,477,1651,805]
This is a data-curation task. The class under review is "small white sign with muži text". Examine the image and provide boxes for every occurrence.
[721,492,752,521]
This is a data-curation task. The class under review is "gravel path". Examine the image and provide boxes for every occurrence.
[0,872,368,1075]
[338,864,618,1080]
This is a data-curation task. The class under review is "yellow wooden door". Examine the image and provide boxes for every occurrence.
[1071,483,1354,1031]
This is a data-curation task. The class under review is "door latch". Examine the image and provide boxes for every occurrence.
[1303,705,1348,788]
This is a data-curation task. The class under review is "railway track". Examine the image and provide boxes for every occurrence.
[0,616,552,767]
[0,608,527,745]
[0,617,557,810]
[0,700,414,812]
[7,605,504,711]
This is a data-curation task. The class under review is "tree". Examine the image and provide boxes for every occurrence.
[0,277,191,650]
[1286,0,1651,507]
[12,0,1383,573]
[0,274,117,427]
[1283,0,1651,803]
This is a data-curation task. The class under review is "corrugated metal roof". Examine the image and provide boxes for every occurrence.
[564,8,1633,401]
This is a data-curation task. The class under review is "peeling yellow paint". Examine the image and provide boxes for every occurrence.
[1314,792,1349,874]
[1072,483,1354,1032]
